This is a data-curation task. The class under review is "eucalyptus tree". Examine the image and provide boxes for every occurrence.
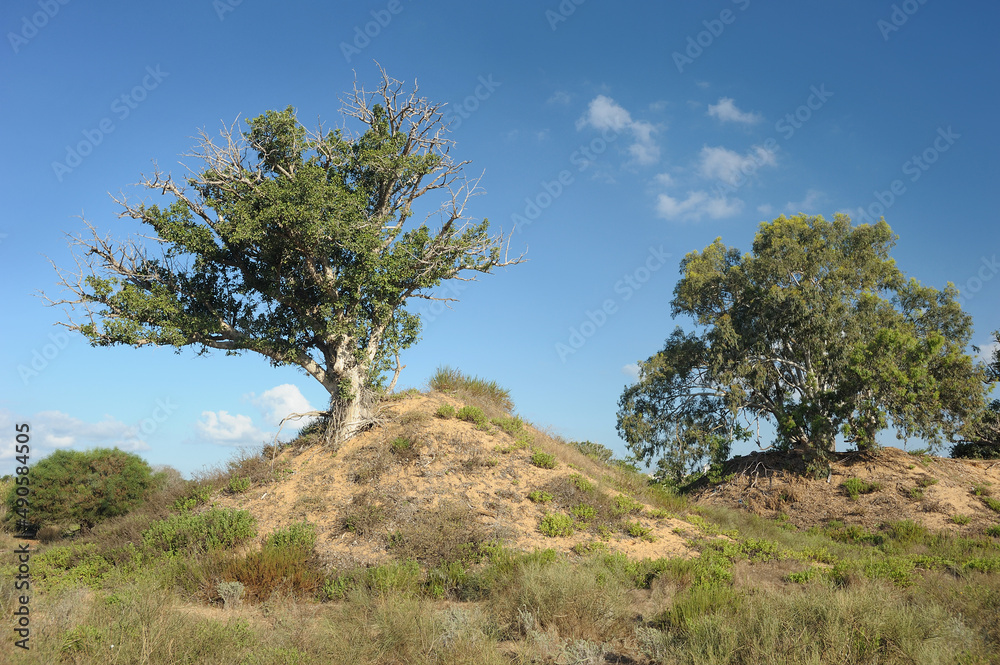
[45,69,523,444]
[618,214,987,480]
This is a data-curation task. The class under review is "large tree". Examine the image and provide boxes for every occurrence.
[618,214,988,480]
[952,330,1000,458]
[44,70,523,444]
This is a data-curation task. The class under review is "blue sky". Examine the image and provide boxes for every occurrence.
[2,0,998,477]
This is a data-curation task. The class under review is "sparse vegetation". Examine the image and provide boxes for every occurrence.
[539,513,575,537]
[528,491,553,504]
[983,496,1000,513]
[435,403,455,419]
[429,366,514,415]
[842,477,882,500]
[227,476,250,494]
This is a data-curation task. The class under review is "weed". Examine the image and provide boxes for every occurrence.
[435,404,456,419]
[390,436,413,453]
[972,484,992,497]
[951,514,971,525]
[786,566,822,584]
[567,473,595,493]
[611,494,644,517]
[456,405,490,430]
[982,497,1000,513]
[570,504,597,521]
[624,521,653,540]
[265,521,317,554]
[985,525,1000,537]
[528,491,553,504]
[227,476,251,494]
[429,366,514,414]
[917,476,939,488]
[142,508,257,555]
[909,487,925,501]
[841,477,882,500]
[491,415,524,436]
[530,451,557,470]
[539,513,575,537]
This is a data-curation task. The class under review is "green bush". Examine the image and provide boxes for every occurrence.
[490,415,524,436]
[435,404,456,419]
[624,521,652,539]
[571,504,597,521]
[142,508,257,554]
[265,521,317,553]
[570,440,615,464]
[539,513,575,537]
[841,477,881,500]
[982,497,1000,513]
[985,525,1000,537]
[5,447,158,532]
[567,473,595,493]
[227,476,251,494]
[530,451,557,469]
[951,514,971,525]
[456,405,489,430]
[527,491,553,504]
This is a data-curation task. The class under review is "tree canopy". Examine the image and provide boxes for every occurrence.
[45,69,523,443]
[617,214,989,481]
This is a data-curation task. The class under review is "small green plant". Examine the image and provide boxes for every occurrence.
[625,521,653,539]
[985,525,1000,537]
[491,415,524,435]
[435,404,455,419]
[917,476,939,488]
[612,494,644,516]
[390,436,413,453]
[142,508,257,554]
[530,451,557,469]
[227,476,251,494]
[567,473,595,493]
[951,514,971,525]
[648,508,673,519]
[571,504,597,521]
[786,567,821,584]
[841,477,881,500]
[539,513,575,537]
[528,490,553,504]
[909,487,925,501]
[972,484,991,496]
[265,521,317,553]
[982,497,1000,513]
[456,405,489,430]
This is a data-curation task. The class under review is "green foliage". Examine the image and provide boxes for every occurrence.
[435,404,455,419]
[390,436,413,453]
[624,521,653,539]
[530,451,557,469]
[265,521,317,554]
[527,491,553,504]
[570,504,597,521]
[570,440,615,464]
[611,494,644,517]
[985,525,1000,537]
[5,447,157,531]
[982,497,1000,513]
[490,415,524,436]
[841,477,882,500]
[538,513,575,537]
[567,473,595,493]
[227,476,251,494]
[142,508,257,554]
[951,514,971,525]
[50,77,522,443]
[786,566,823,584]
[618,214,988,479]
[456,405,489,430]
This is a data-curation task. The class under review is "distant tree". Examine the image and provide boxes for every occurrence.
[953,330,1000,459]
[44,68,523,444]
[618,214,988,480]
[5,447,158,532]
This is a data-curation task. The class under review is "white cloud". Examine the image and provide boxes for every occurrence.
[707,97,762,124]
[656,191,743,221]
[622,363,640,382]
[784,189,824,214]
[0,409,150,462]
[547,90,571,105]
[249,384,315,427]
[757,203,774,215]
[698,145,776,185]
[577,95,660,165]
[654,173,676,187]
[196,411,268,446]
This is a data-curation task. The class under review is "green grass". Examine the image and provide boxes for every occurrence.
[951,514,971,525]
[429,366,514,414]
[434,404,455,419]
[227,476,250,494]
[983,496,1000,513]
[456,405,490,430]
[527,490,553,504]
[841,477,882,500]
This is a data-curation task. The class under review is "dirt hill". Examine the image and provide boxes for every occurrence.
[213,391,695,569]
[692,446,1000,533]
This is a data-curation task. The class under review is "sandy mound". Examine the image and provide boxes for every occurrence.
[692,446,1000,532]
[212,393,694,568]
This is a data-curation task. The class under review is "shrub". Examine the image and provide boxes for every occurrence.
[388,501,493,565]
[570,504,597,521]
[223,545,323,601]
[570,440,615,464]
[456,405,489,430]
[390,436,413,453]
[624,521,653,539]
[951,514,971,525]
[227,476,251,494]
[429,366,514,413]
[142,508,257,554]
[982,497,1000,513]
[539,513,575,537]
[611,494,644,517]
[265,521,317,554]
[567,474,595,493]
[841,477,881,500]
[986,525,1000,537]
[342,494,386,537]
[435,404,456,419]
[530,451,557,469]
[491,415,524,436]
[528,491,553,504]
[217,581,245,609]
[5,447,158,531]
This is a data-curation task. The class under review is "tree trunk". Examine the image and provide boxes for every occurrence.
[325,363,377,447]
